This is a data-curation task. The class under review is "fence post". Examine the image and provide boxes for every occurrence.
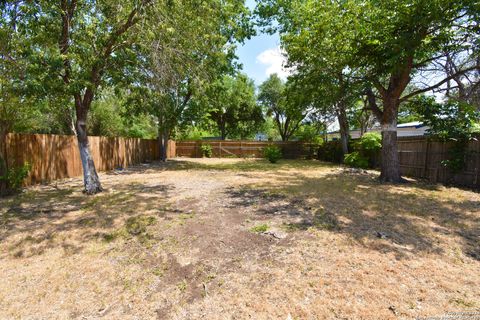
[240,141,243,158]
[219,141,222,158]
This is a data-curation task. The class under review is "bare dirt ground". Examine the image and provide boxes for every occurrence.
[0,158,479,320]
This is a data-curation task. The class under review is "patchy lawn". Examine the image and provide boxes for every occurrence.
[0,158,479,319]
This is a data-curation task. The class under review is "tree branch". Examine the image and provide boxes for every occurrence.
[59,0,77,84]
[365,87,383,120]
[399,65,479,102]
[371,80,387,98]
[83,1,150,108]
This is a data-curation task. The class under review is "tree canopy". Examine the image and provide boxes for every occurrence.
[204,73,263,140]
[1,0,479,192]
[257,0,480,182]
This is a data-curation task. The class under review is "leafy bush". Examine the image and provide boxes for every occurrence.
[263,145,282,163]
[344,152,369,169]
[0,162,31,192]
[317,134,381,167]
[200,144,213,158]
[354,132,382,168]
[296,125,323,144]
[356,132,382,152]
[421,100,478,141]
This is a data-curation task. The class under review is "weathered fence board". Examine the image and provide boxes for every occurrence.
[5,133,175,186]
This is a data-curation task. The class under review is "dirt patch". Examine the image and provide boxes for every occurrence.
[0,158,479,319]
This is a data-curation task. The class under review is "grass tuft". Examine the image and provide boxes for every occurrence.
[250,224,269,233]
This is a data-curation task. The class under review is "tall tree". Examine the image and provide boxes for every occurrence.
[258,0,479,182]
[353,0,479,182]
[130,0,252,160]
[16,0,152,194]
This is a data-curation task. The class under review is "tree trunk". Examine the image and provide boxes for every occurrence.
[282,119,289,142]
[220,122,226,140]
[379,100,402,183]
[336,103,349,155]
[367,86,404,182]
[273,113,287,141]
[369,57,413,183]
[158,129,164,162]
[76,111,102,195]
[279,126,287,141]
[163,129,169,160]
[158,127,169,162]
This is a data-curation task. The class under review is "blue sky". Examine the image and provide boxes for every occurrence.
[235,0,288,85]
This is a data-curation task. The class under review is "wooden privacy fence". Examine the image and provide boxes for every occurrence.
[6,134,480,188]
[175,140,317,159]
[397,136,480,187]
[178,137,480,187]
[6,133,175,186]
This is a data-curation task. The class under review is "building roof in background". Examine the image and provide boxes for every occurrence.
[397,121,425,128]
[327,121,427,135]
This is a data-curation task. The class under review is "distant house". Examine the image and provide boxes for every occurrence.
[328,121,429,140]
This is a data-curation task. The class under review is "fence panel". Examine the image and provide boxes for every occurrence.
[397,136,479,187]
[178,138,480,187]
[6,134,480,188]
[5,133,169,186]
[175,140,315,159]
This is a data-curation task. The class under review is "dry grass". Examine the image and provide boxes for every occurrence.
[0,158,479,319]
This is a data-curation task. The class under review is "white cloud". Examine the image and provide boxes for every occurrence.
[256,47,292,80]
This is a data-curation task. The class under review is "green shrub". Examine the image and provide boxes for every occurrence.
[200,144,213,158]
[353,132,382,168]
[344,152,369,169]
[356,132,382,152]
[0,162,31,192]
[263,145,282,163]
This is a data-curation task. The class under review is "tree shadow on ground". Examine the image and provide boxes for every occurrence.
[0,159,313,259]
[2,159,478,262]
[0,181,179,258]
[225,170,479,261]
